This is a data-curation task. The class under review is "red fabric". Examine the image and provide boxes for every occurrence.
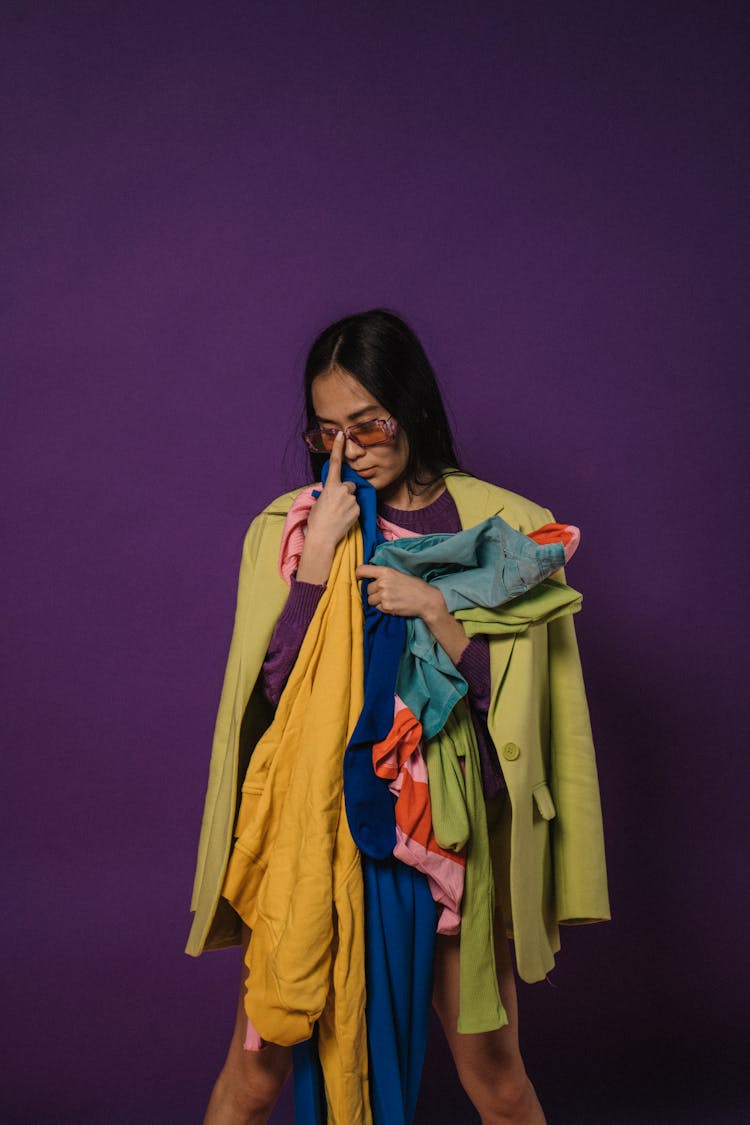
[528,522,580,563]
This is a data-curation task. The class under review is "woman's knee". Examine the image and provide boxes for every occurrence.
[213,1045,292,1120]
[455,1052,534,1121]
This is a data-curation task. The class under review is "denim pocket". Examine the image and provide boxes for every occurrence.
[502,554,543,598]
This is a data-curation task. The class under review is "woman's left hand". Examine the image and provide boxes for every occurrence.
[357,563,471,663]
[355,564,445,620]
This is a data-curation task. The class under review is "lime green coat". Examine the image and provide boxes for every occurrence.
[186,472,611,982]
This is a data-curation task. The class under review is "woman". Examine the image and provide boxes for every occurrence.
[187,309,610,1125]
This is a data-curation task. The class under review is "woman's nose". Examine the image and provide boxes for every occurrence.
[344,436,364,460]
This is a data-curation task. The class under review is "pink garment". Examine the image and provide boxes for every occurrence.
[564,526,580,563]
[278,486,419,585]
[243,1015,266,1052]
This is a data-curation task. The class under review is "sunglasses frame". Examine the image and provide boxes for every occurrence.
[302,416,398,453]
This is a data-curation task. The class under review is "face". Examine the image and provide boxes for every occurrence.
[310,367,410,495]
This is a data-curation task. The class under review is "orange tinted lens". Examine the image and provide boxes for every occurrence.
[304,429,335,452]
[351,420,387,445]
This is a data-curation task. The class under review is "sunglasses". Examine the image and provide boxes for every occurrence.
[302,416,398,453]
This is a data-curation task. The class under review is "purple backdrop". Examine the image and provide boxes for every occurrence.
[3,3,748,1122]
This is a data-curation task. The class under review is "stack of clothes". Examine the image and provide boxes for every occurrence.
[221,463,581,1125]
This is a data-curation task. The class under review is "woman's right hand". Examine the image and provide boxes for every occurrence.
[296,432,360,584]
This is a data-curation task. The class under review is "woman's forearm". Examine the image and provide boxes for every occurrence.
[421,593,471,666]
[295,530,336,584]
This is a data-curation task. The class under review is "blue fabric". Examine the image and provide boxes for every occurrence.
[292,1031,327,1125]
[293,464,444,1125]
[363,853,437,1125]
[372,517,566,738]
[319,460,404,861]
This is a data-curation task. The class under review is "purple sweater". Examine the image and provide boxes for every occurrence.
[260,487,504,797]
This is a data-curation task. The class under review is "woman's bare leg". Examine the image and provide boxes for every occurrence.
[431,908,546,1125]
[203,926,292,1125]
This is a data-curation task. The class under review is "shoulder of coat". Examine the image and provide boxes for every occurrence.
[245,483,313,527]
[444,471,553,532]
[239,484,311,554]
[259,484,311,517]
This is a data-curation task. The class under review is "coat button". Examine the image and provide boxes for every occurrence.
[501,741,520,761]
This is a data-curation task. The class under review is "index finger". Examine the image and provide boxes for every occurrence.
[325,430,345,484]
[355,564,385,580]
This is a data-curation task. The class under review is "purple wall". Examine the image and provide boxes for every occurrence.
[3,3,748,1122]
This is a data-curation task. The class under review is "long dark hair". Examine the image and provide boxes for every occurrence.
[303,308,461,485]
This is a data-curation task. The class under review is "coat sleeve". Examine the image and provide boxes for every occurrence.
[546,543,611,925]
